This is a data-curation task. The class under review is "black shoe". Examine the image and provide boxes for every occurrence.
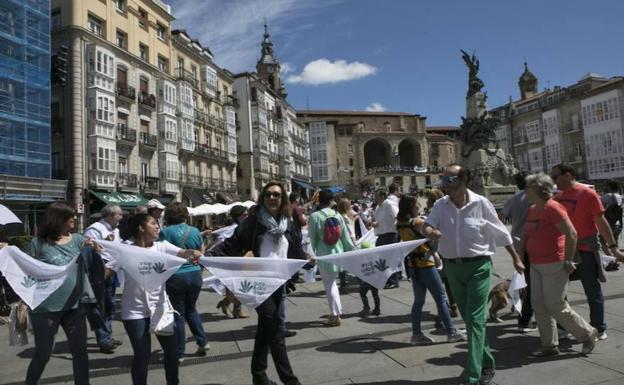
[99,344,116,354]
[112,338,123,346]
[253,381,278,385]
[384,283,399,289]
[285,330,297,338]
[371,307,380,316]
[479,367,495,385]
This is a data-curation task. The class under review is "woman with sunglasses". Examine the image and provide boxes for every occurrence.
[209,181,312,385]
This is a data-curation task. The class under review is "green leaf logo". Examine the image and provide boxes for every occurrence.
[152,262,167,274]
[21,275,37,288]
[374,258,389,272]
[239,280,253,293]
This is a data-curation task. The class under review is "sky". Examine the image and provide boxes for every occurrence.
[167,0,624,126]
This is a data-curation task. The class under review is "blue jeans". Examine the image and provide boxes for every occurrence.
[410,266,457,336]
[123,318,179,385]
[27,307,90,385]
[577,250,606,333]
[86,275,116,347]
[166,271,209,357]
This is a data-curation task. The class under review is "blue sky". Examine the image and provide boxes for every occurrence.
[168,0,624,126]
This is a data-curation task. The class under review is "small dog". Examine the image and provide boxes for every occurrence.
[488,280,513,323]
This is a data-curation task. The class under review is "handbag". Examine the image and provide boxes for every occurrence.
[148,290,178,336]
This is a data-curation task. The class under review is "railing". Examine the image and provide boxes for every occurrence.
[139,132,157,147]
[365,166,429,175]
[138,92,156,108]
[175,67,198,88]
[180,173,203,185]
[141,176,159,191]
[116,83,136,101]
[116,124,136,143]
[117,173,138,188]
[222,94,238,107]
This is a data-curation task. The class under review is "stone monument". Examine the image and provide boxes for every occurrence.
[459,50,517,207]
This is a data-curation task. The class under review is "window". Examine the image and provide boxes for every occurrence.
[163,83,176,104]
[116,29,127,49]
[204,66,217,90]
[96,95,115,123]
[158,56,168,72]
[138,8,148,30]
[95,49,114,77]
[88,15,104,37]
[51,9,61,29]
[526,120,541,143]
[139,43,149,62]
[582,95,622,126]
[96,146,116,172]
[190,65,197,83]
[156,23,167,41]
[117,66,127,84]
[116,0,125,12]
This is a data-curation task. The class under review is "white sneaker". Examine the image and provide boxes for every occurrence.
[447,332,466,343]
[598,331,608,340]
[410,334,435,345]
[582,329,598,354]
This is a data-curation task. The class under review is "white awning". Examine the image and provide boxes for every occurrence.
[117,107,130,115]
[139,114,151,122]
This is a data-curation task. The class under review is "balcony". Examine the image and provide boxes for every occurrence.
[141,176,159,192]
[116,83,136,101]
[222,94,239,108]
[175,67,198,88]
[210,147,228,162]
[116,124,136,146]
[139,132,157,150]
[568,154,584,164]
[195,143,211,158]
[194,108,208,123]
[117,173,138,189]
[180,173,204,186]
[513,135,528,146]
[138,92,156,109]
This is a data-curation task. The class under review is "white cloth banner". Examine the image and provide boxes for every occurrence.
[199,257,307,308]
[316,239,427,289]
[98,240,186,292]
[202,275,226,295]
[0,246,78,309]
[0,204,21,225]
[508,272,527,313]
[356,227,377,248]
[187,201,256,217]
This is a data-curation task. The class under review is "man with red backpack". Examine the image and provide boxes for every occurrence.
[309,189,355,326]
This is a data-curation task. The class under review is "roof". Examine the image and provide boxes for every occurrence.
[296,110,422,118]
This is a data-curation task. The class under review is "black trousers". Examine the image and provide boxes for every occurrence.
[251,286,299,385]
[518,253,533,326]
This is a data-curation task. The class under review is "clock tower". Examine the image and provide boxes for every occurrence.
[256,24,287,97]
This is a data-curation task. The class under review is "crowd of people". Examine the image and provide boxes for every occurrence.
[0,162,623,385]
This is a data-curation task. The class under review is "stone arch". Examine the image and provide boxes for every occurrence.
[398,138,421,168]
[363,138,392,169]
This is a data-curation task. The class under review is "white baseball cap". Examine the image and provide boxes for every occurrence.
[146,199,165,210]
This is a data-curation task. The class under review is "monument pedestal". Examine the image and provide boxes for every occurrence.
[461,148,517,208]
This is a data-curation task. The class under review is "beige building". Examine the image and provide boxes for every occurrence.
[50,0,237,226]
[233,26,312,200]
[296,111,458,194]
[491,63,624,183]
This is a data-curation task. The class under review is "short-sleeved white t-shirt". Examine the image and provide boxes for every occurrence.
[119,241,181,320]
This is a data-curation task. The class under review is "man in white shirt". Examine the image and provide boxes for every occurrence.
[84,204,123,353]
[372,185,401,288]
[423,164,524,385]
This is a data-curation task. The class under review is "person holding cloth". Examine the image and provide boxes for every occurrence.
[209,181,312,385]
[422,164,524,385]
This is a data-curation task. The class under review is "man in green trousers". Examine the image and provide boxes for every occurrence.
[423,164,525,385]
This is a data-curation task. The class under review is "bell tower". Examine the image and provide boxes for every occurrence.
[256,24,287,97]
[518,61,538,100]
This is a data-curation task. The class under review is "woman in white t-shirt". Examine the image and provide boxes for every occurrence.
[121,213,201,385]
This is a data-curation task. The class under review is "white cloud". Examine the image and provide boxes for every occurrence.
[168,0,338,72]
[286,59,377,85]
[365,102,387,112]
[280,62,294,75]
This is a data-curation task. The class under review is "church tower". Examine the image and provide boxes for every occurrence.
[518,61,538,100]
[256,24,287,98]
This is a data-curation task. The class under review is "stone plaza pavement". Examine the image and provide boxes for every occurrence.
[1,247,624,385]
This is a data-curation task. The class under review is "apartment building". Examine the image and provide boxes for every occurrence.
[234,26,312,200]
[491,63,624,184]
[50,0,237,227]
[0,0,67,230]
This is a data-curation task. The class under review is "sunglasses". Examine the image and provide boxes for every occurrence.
[440,175,459,185]
[265,191,282,198]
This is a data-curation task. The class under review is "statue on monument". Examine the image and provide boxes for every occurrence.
[461,49,485,98]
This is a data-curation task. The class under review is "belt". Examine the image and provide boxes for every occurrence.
[445,255,490,264]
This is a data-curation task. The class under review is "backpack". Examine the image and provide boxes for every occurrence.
[604,194,623,225]
[321,210,342,246]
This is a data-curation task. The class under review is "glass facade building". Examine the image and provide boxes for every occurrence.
[0,0,51,178]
